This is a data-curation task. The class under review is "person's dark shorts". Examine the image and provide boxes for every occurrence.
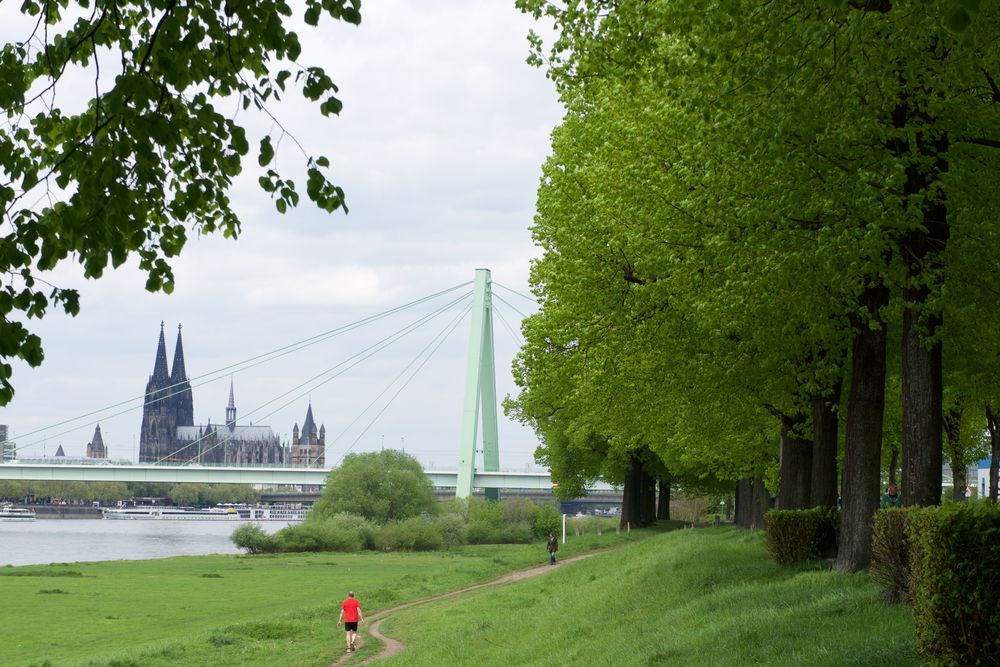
[345,621,358,632]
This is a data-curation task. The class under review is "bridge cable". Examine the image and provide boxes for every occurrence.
[13,281,473,453]
[492,281,539,304]
[152,291,473,465]
[321,302,473,466]
[492,301,524,348]
[331,302,472,467]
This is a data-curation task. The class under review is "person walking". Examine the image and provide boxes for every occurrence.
[337,591,364,653]
[880,483,901,509]
[546,532,558,565]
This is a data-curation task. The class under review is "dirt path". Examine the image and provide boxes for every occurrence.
[330,552,598,665]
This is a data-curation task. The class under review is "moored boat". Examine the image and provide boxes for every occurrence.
[102,506,242,520]
[0,504,37,521]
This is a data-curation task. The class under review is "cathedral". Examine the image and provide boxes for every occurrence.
[138,324,324,466]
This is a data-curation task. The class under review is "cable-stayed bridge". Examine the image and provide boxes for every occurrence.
[1,270,615,497]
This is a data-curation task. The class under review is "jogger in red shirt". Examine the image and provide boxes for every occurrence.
[337,591,364,653]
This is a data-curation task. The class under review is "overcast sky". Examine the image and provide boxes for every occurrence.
[3,1,563,472]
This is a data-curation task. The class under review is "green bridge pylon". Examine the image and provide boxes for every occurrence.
[455,268,501,500]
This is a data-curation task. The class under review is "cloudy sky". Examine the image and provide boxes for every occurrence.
[3,2,564,472]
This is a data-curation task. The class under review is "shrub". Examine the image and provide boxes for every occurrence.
[230,523,281,554]
[870,508,912,604]
[501,497,540,525]
[764,507,839,565]
[501,521,534,544]
[435,513,467,547]
[532,503,562,539]
[320,512,378,550]
[377,517,444,551]
[468,497,504,527]
[466,520,504,544]
[907,502,1000,665]
[277,520,363,552]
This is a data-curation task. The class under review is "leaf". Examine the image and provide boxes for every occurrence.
[258,136,274,167]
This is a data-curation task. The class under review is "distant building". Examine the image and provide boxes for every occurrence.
[290,404,325,466]
[86,425,107,459]
[138,323,311,466]
[54,444,65,457]
[0,424,14,462]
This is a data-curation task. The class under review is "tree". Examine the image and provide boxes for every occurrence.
[0,0,360,403]
[311,450,436,525]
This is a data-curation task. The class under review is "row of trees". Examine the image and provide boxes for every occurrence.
[508,1,1000,570]
[0,480,260,505]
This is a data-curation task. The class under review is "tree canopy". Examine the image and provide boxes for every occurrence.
[0,0,360,403]
[311,449,437,525]
[511,0,1000,569]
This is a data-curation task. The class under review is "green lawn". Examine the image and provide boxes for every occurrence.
[378,527,920,666]
[0,524,919,666]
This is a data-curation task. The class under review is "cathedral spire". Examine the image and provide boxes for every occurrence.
[170,323,187,383]
[226,378,236,428]
[152,321,170,382]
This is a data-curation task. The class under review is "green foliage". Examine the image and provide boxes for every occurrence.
[467,497,504,526]
[532,503,562,538]
[466,520,505,545]
[870,508,914,604]
[764,507,839,566]
[275,520,363,553]
[376,517,445,552]
[907,502,1000,664]
[0,0,360,404]
[312,450,436,525]
[229,523,281,555]
[435,513,468,548]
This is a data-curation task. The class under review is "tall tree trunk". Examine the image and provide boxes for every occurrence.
[835,279,889,573]
[735,477,769,529]
[735,478,749,528]
[778,414,812,509]
[986,404,999,504]
[944,404,965,502]
[901,301,944,506]
[619,453,644,530]
[888,445,898,486]
[750,476,771,531]
[811,382,842,509]
[657,475,670,520]
[640,468,656,526]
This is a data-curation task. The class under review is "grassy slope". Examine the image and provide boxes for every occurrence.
[0,527,661,667]
[378,527,920,666]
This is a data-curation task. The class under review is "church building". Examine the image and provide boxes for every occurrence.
[138,323,306,466]
[86,424,107,459]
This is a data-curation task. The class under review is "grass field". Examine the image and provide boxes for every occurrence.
[378,527,920,666]
[0,524,919,666]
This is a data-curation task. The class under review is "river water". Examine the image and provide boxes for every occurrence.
[0,519,293,567]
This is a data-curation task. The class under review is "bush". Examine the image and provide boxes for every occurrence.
[435,513,467,547]
[319,512,378,550]
[532,503,562,538]
[870,508,913,604]
[468,498,504,527]
[501,498,539,525]
[230,523,281,554]
[277,520,363,552]
[908,502,1000,665]
[501,521,534,544]
[376,517,444,551]
[764,507,839,565]
[466,520,504,544]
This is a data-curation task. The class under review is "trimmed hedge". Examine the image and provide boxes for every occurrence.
[764,507,839,565]
[870,507,913,604]
[907,502,1000,665]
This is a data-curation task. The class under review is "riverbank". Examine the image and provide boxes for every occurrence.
[0,526,917,666]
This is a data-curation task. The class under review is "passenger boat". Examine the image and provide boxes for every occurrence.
[102,506,242,521]
[0,504,37,521]
[102,504,307,521]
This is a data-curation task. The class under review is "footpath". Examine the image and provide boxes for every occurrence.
[331,552,598,665]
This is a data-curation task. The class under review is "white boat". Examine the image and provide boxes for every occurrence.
[102,506,242,521]
[216,504,308,522]
[102,504,307,521]
[0,504,36,521]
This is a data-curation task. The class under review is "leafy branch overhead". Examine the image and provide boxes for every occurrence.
[0,0,361,404]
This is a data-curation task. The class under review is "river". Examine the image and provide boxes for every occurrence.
[0,519,293,567]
